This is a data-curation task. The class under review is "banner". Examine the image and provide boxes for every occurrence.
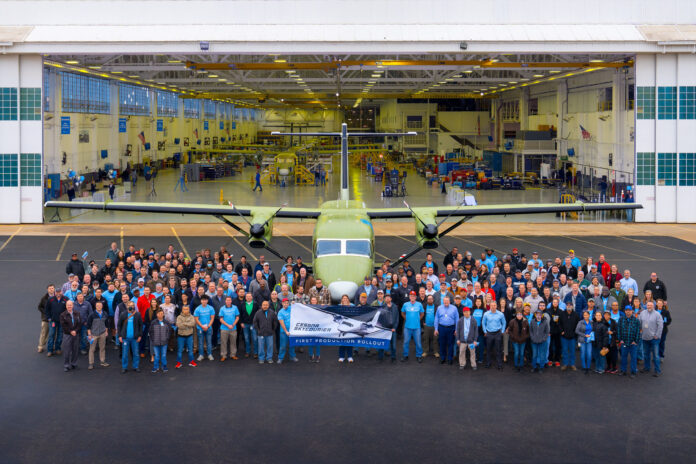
[289,303,394,349]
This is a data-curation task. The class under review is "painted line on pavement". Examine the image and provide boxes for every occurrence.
[171,226,189,258]
[221,226,257,261]
[0,227,22,254]
[56,233,71,261]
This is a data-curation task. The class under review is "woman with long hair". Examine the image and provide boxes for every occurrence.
[338,294,354,363]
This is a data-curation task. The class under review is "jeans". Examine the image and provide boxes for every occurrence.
[152,345,167,370]
[308,344,321,358]
[642,339,661,374]
[636,338,644,361]
[512,342,525,368]
[79,325,89,351]
[197,328,213,356]
[121,338,140,370]
[258,335,274,361]
[476,334,485,363]
[561,337,576,367]
[403,327,423,358]
[549,333,562,363]
[378,332,397,360]
[659,331,667,358]
[620,343,638,374]
[485,331,503,367]
[242,324,258,355]
[140,322,150,354]
[579,342,592,369]
[423,325,438,355]
[338,346,352,359]
[437,325,455,361]
[47,321,63,352]
[177,335,194,363]
[278,331,295,361]
[592,345,606,372]
[532,340,548,369]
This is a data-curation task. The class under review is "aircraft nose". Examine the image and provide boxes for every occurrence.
[328,281,358,303]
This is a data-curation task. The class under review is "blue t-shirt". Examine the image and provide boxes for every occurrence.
[278,307,292,332]
[102,290,118,314]
[402,301,424,330]
[221,272,236,283]
[219,306,239,331]
[424,305,436,327]
[126,314,134,339]
[194,304,215,328]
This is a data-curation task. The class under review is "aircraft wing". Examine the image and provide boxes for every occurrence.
[44,201,321,219]
[365,202,641,219]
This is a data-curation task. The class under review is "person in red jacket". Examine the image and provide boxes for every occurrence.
[137,285,155,358]
[597,254,611,283]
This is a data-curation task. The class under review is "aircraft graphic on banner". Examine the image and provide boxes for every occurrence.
[333,311,382,338]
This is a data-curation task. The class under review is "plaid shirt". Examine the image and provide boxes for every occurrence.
[617,315,641,344]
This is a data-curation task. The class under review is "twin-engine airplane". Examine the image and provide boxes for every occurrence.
[46,123,641,302]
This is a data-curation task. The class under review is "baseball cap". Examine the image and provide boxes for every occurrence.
[512,248,518,253]
[569,249,575,253]
[138,278,145,283]
[282,297,289,302]
[360,292,367,297]
[409,291,416,295]
[439,273,445,277]
[532,251,538,254]
[377,289,384,294]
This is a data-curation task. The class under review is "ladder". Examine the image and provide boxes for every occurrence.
[294,165,315,185]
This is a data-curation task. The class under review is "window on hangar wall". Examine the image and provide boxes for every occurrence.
[61,72,110,114]
[119,83,150,116]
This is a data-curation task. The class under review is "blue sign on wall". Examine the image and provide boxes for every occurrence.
[61,116,70,135]
[118,118,127,133]
[156,119,163,132]
[232,122,236,129]
[204,120,209,131]
[219,121,224,130]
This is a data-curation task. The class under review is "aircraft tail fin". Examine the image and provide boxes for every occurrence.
[370,310,381,326]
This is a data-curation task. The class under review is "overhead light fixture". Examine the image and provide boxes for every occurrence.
[209,74,219,78]
[111,71,123,74]
[533,74,544,78]
[550,70,561,74]
[218,78,227,81]
[88,66,101,70]
[128,75,139,78]
[65,60,79,64]
[197,70,208,74]
[464,70,473,73]
[274,59,287,63]
[590,59,604,63]
[168,60,182,63]
[508,81,517,84]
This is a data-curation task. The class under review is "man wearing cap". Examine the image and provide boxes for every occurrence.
[194,295,216,362]
[65,252,85,281]
[401,291,424,362]
[617,305,641,377]
[292,256,308,275]
[529,307,550,373]
[456,304,478,370]
[377,294,400,363]
[219,296,240,362]
[277,298,297,364]
[564,283,587,318]
[434,296,459,365]
[355,276,378,305]
[638,301,664,377]
[568,250,581,269]
[371,289,386,307]
[482,301,506,370]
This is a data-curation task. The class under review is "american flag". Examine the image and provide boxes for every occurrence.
[137,131,146,145]
[580,124,591,140]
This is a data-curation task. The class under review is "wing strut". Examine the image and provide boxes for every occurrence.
[438,216,474,238]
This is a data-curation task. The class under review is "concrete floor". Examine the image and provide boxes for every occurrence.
[1,233,694,463]
[46,161,627,224]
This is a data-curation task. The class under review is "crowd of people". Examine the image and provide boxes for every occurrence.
[38,242,671,378]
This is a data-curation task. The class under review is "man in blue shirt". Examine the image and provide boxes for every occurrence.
[277,298,298,363]
[568,249,582,269]
[401,291,424,362]
[219,296,240,361]
[620,269,639,295]
[194,295,216,361]
[117,301,143,373]
[482,300,506,370]
[434,296,459,365]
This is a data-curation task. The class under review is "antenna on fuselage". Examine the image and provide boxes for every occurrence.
[272,123,416,201]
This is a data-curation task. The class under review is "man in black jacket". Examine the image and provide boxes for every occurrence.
[559,302,580,371]
[37,284,54,353]
[643,272,667,301]
[236,290,258,358]
[65,252,85,280]
[45,289,67,356]
[377,294,400,362]
[118,301,143,373]
[59,300,81,372]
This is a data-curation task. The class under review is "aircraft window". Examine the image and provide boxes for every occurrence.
[345,240,371,257]
[315,240,342,256]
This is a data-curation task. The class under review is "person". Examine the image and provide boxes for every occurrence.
[564,283,587,317]
[338,294,355,363]
[529,308,550,373]
[149,308,172,373]
[471,297,486,364]
[643,272,667,302]
[237,291,258,358]
[575,310,594,374]
[455,306,478,370]
[277,298,297,364]
[118,301,142,373]
[253,300,278,364]
[482,301,506,370]
[37,284,56,353]
[73,292,92,354]
[65,252,85,281]
[591,311,609,374]
[617,306,641,377]
[656,299,671,359]
[506,309,529,372]
[623,186,635,221]
[175,305,197,369]
[401,291,424,363]
[308,278,331,305]
[219,296,240,362]
[108,181,116,200]
[59,300,81,372]
[86,301,109,370]
[546,296,563,367]
[434,296,459,365]
[253,169,262,192]
[377,294,399,363]
[602,310,619,374]
[559,302,580,371]
[620,269,639,295]
[639,301,664,377]
[194,295,215,361]
[422,294,438,358]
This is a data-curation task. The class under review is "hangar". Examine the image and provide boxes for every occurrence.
[0,0,695,224]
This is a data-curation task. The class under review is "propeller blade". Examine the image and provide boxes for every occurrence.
[402,201,428,228]
[261,203,287,229]
[228,202,253,228]
[435,199,470,229]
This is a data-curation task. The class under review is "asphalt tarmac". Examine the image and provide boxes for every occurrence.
[1,233,694,463]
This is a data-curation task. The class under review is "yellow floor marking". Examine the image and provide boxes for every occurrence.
[0,226,22,253]
[220,226,257,261]
[55,233,70,261]
[171,226,189,258]
[503,235,579,260]
[559,235,655,261]
[120,226,124,251]
[617,236,696,257]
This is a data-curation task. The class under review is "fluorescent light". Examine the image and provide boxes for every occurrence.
[128,75,139,78]
[65,60,79,64]
[550,70,561,74]
[590,59,604,63]
[88,66,101,69]
[111,71,123,74]
[464,70,473,73]
[533,74,544,78]
[274,59,287,63]
[508,81,517,84]
[168,60,182,63]
[209,74,219,78]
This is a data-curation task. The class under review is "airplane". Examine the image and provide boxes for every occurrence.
[334,310,383,338]
[45,123,642,302]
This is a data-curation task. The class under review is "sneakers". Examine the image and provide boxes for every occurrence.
[100,362,110,367]
[151,368,158,373]
[348,357,354,363]
[55,350,62,355]
[277,359,283,364]
[417,357,423,363]
[570,365,577,371]
[266,359,274,364]
[220,357,227,362]
[208,354,214,361]
[197,355,204,361]
[175,362,183,369]
[547,362,553,367]
[162,368,168,373]
[259,360,265,365]
[401,357,408,362]
[291,357,299,362]
[188,361,197,367]
[121,368,127,374]
[554,362,561,367]
[231,356,238,360]
[88,365,94,370]
[338,357,345,363]
[561,365,568,371]
[134,368,141,373]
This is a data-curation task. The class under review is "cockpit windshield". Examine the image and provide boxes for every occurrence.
[315,240,341,257]
[345,240,371,257]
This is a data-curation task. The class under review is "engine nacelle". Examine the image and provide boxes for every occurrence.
[413,211,439,249]
[249,211,275,248]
